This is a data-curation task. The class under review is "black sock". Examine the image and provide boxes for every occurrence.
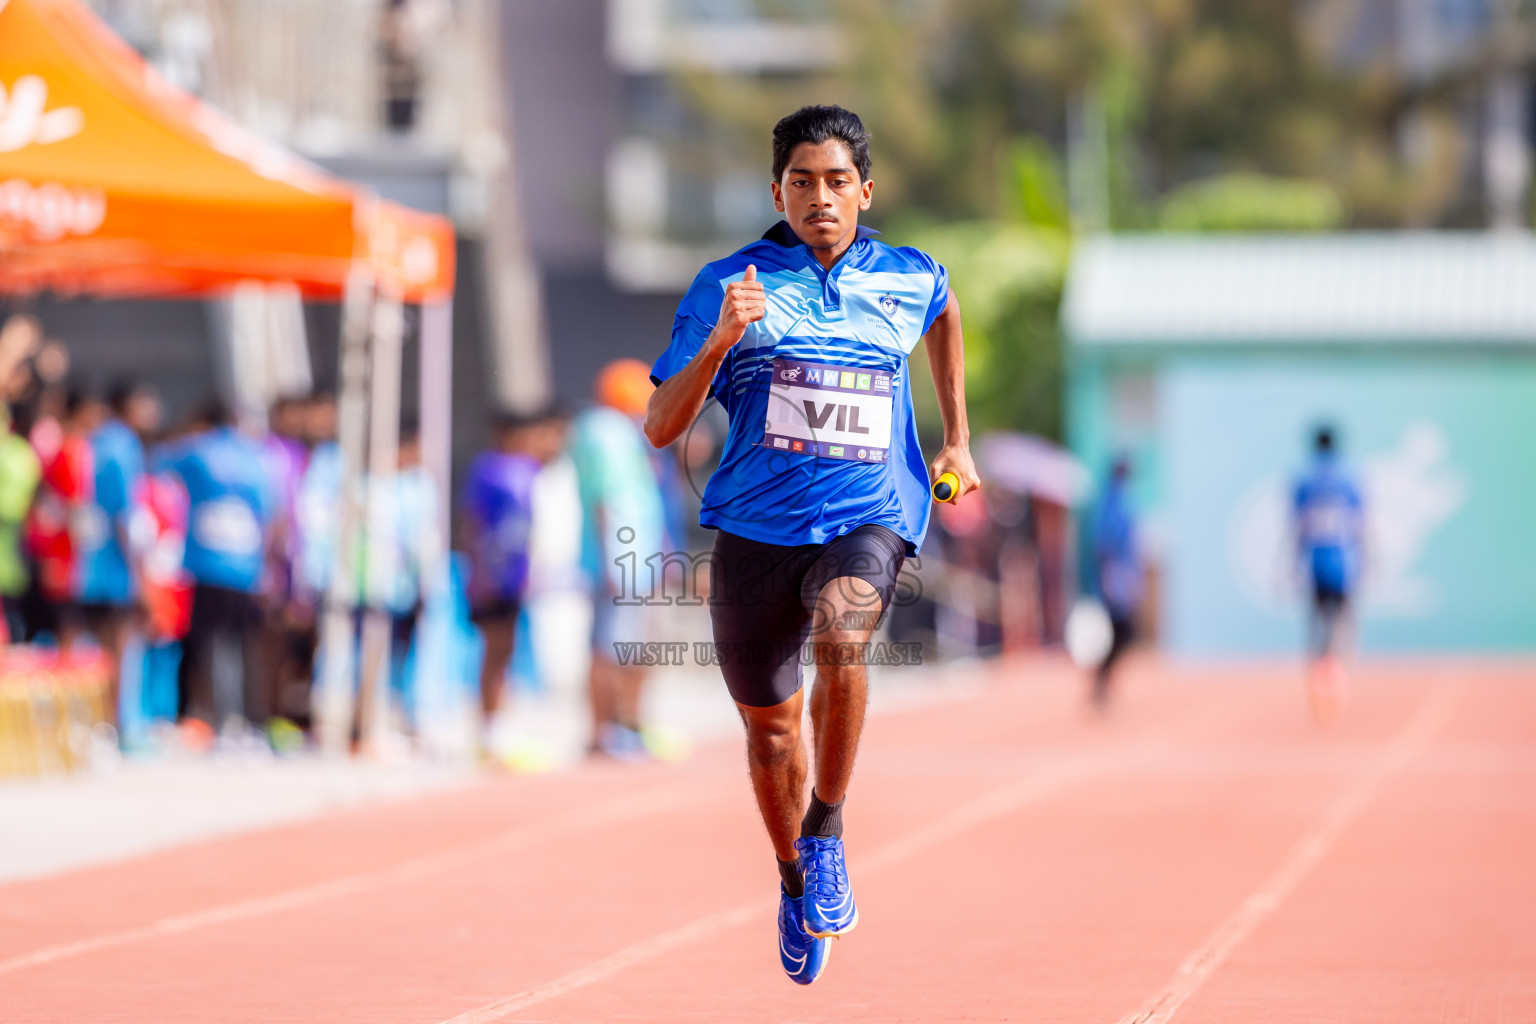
[800,790,844,839]
[778,856,804,898]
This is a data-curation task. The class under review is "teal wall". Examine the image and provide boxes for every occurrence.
[1071,350,1536,654]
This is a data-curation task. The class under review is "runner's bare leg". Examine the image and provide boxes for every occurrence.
[807,576,880,804]
[737,575,881,857]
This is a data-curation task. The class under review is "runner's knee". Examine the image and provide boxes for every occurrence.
[744,715,800,765]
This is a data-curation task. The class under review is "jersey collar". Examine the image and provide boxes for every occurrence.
[759,221,877,312]
[760,220,880,248]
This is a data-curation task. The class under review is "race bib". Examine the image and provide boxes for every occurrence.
[763,359,894,463]
[70,504,110,551]
[192,498,261,557]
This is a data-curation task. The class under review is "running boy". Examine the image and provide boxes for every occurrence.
[645,105,978,984]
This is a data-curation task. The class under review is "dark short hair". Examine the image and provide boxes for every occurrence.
[64,383,94,418]
[107,378,153,415]
[492,401,569,435]
[1313,425,1335,453]
[772,105,872,183]
[197,397,236,428]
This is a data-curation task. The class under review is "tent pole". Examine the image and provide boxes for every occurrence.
[315,264,374,756]
[355,289,404,755]
[419,298,452,562]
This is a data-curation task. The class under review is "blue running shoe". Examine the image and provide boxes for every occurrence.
[778,885,831,984]
[796,834,859,938]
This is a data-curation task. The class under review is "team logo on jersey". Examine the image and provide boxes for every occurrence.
[878,293,901,317]
[779,366,802,381]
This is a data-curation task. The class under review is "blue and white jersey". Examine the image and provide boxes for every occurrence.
[652,223,949,553]
[1294,454,1364,594]
[1093,479,1142,618]
[155,427,274,594]
[76,418,144,606]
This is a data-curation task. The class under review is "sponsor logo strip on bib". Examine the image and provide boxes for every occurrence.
[763,359,893,463]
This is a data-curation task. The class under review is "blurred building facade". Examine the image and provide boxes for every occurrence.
[1065,234,1536,655]
[34,0,505,472]
[500,0,834,402]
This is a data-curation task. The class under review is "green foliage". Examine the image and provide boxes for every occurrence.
[1158,174,1346,231]
[664,0,1517,437]
[902,220,1070,441]
[1003,136,1072,230]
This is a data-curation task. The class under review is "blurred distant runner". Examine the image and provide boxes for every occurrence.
[568,360,668,761]
[645,105,978,984]
[1089,456,1142,711]
[463,408,565,758]
[1293,424,1364,718]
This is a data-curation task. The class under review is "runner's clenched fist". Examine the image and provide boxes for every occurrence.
[710,264,765,352]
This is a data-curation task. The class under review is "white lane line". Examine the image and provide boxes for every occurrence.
[436,688,1244,1024]
[0,665,1006,978]
[0,781,707,977]
[440,902,768,1024]
[1116,678,1464,1024]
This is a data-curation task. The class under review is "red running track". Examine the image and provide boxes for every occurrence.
[2,656,1534,1023]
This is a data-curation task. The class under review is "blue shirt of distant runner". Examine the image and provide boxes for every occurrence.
[1294,453,1364,596]
[652,223,949,554]
[75,418,144,605]
[156,426,274,593]
[1093,478,1142,620]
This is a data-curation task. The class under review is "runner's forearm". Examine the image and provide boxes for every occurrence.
[644,332,730,448]
[924,289,970,446]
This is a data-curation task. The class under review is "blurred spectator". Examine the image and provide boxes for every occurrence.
[569,359,666,761]
[379,0,447,131]
[258,394,314,725]
[67,380,157,724]
[933,488,999,660]
[261,394,309,603]
[286,391,341,723]
[1090,457,1143,710]
[156,400,275,732]
[356,419,441,740]
[462,407,564,752]
[0,315,43,408]
[1293,424,1364,709]
[0,405,40,642]
[137,460,193,725]
[23,386,100,643]
[294,392,341,612]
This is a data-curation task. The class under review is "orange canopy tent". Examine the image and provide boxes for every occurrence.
[0,0,453,301]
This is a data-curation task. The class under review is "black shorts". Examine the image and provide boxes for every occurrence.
[469,596,520,627]
[1312,579,1349,610]
[186,584,262,637]
[709,525,906,708]
[62,600,135,636]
